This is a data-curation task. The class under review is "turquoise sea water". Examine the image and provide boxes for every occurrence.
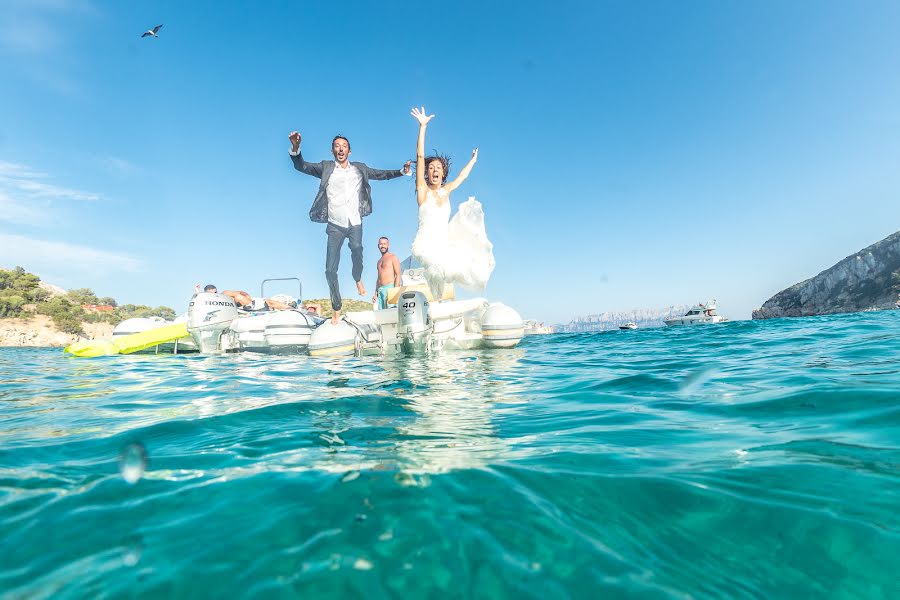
[1,311,899,598]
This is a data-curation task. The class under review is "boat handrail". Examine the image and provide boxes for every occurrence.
[261,277,302,302]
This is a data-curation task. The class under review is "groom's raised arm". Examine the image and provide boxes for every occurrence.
[365,161,412,181]
[288,131,325,178]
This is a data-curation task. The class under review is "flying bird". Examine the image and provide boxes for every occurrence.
[141,25,163,38]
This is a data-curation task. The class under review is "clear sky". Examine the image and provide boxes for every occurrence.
[2,0,899,324]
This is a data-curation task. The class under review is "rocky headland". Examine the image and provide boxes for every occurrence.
[752,231,900,320]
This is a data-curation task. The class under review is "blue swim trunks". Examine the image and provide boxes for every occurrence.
[376,284,395,310]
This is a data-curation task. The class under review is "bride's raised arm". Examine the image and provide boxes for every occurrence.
[411,106,433,205]
[445,147,478,193]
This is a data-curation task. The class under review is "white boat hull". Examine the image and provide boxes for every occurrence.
[185,293,524,356]
[663,315,726,327]
[310,298,525,357]
[224,310,319,353]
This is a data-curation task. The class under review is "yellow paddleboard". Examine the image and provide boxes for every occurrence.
[65,323,190,357]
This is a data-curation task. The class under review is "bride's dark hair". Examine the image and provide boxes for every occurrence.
[415,152,451,184]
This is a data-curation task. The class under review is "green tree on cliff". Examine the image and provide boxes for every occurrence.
[35,297,85,335]
[1,267,177,331]
[66,288,100,305]
[0,266,44,317]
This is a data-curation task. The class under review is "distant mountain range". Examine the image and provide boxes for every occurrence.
[555,305,691,332]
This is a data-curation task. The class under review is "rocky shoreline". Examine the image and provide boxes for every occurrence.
[0,316,113,348]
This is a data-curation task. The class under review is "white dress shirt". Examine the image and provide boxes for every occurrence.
[325,162,363,227]
[289,146,410,227]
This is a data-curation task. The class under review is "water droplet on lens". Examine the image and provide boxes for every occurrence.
[120,443,147,484]
[340,470,360,483]
[679,367,717,396]
[329,554,342,571]
[394,472,431,487]
[121,535,143,566]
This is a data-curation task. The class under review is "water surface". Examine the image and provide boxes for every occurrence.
[1,312,898,598]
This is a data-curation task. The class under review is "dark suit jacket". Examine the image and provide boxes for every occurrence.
[291,151,404,224]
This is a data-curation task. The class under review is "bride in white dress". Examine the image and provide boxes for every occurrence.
[410,106,495,300]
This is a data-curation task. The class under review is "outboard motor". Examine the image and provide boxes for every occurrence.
[397,291,430,354]
[187,293,239,353]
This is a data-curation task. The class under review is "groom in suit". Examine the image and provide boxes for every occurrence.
[289,131,410,324]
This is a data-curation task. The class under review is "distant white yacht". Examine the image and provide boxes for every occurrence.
[523,320,553,335]
[619,322,637,330]
[663,300,728,327]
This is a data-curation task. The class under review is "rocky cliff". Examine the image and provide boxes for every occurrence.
[0,316,113,347]
[752,231,900,320]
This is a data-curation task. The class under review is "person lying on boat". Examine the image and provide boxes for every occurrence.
[263,294,300,311]
[200,285,251,308]
[201,285,300,313]
[303,302,322,315]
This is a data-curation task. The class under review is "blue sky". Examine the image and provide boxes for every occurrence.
[1,0,899,324]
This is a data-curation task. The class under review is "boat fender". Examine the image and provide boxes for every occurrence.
[263,309,317,352]
[308,320,358,357]
[480,303,525,349]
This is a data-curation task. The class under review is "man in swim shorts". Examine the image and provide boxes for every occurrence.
[372,236,402,310]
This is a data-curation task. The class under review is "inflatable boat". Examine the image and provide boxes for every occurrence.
[66,275,525,357]
[184,289,524,357]
[306,291,524,357]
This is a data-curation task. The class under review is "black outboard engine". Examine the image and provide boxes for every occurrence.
[397,291,430,354]
[187,293,239,353]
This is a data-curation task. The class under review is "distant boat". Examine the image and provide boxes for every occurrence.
[663,300,728,327]
[619,322,637,330]
[523,319,553,335]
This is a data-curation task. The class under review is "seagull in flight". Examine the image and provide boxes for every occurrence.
[141,25,163,38]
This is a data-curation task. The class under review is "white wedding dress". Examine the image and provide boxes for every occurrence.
[411,188,495,300]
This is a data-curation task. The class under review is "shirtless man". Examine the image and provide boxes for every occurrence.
[371,236,402,310]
